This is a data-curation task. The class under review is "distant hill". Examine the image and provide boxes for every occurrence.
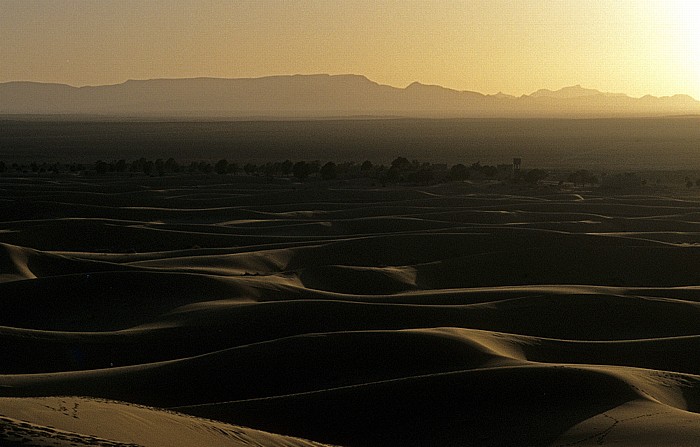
[529,84,626,99]
[1,74,699,118]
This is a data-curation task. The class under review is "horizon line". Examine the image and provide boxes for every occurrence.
[1,74,696,101]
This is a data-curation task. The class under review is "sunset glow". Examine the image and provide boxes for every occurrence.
[0,0,699,98]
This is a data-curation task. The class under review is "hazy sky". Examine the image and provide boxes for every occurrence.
[1,0,699,98]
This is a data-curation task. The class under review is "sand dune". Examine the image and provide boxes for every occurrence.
[4,176,700,445]
[0,396,334,447]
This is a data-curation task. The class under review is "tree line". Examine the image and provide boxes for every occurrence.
[0,157,551,185]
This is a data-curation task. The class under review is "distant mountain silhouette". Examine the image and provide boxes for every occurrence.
[1,74,699,118]
[529,85,626,99]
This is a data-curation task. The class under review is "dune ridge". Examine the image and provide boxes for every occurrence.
[4,176,700,445]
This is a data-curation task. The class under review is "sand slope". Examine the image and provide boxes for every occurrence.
[5,176,700,445]
[0,396,334,447]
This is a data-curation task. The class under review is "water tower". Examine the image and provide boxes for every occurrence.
[513,157,522,172]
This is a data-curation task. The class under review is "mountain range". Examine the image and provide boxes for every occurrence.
[1,74,699,118]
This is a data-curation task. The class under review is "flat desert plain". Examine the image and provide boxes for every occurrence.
[5,173,700,446]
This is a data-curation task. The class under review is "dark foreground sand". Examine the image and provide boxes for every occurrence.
[4,174,700,446]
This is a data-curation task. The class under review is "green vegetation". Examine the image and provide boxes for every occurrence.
[0,156,555,189]
[567,170,598,187]
[2,118,700,171]
[10,155,700,194]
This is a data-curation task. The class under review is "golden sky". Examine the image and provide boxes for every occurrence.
[1,0,698,98]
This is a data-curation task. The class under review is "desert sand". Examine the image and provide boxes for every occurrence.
[4,174,700,446]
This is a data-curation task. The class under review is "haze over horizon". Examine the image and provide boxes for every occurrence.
[1,0,699,100]
[6,74,697,101]
[4,73,699,118]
